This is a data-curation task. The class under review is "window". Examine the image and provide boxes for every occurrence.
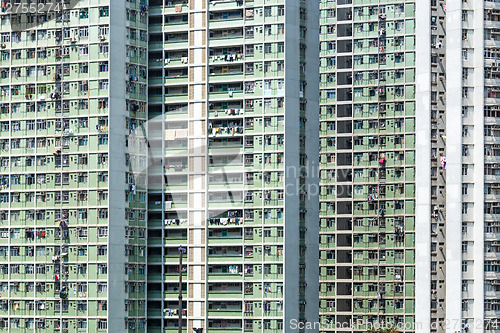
[98,301,107,311]
[462,203,468,215]
[99,80,109,90]
[98,134,108,145]
[26,120,35,131]
[10,229,20,239]
[97,282,108,293]
[98,264,107,275]
[326,90,336,99]
[79,136,88,146]
[462,184,468,195]
[79,64,88,74]
[77,301,87,312]
[98,209,108,219]
[99,43,109,54]
[79,46,88,55]
[98,320,107,330]
[36,264,46,274]
[76,119,89,131]
[99,62,109,72]
[24,264,33,275]
[10,264,19,274]
[99,7,109,17]
[77,320,87,329]
[98,227,108,238]
[98,26,110,36]
[79,27,89,38]
[77,246,87,256]
[98,246,107,256]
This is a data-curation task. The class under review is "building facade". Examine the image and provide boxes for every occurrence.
[0,0,321,331]
[145,0,319,332]
[319,1,500,333]
[319,0,417,331]
[0,0,148,331]
[0,0,498,332]
[415,0,500,332]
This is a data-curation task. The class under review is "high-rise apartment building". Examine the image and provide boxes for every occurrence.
[319,0,417,331]
[415,0,500,332]
[0,0,499,332]
[0,0,148,331]
[319,1,500,333]
[145,0,319,332]
[0,0,321,332]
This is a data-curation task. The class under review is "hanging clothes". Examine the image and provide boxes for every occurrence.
[440,156,446,170]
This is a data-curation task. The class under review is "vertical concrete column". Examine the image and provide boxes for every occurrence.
[187,0,208,331]
[472,0,485,329]
[445,1,463,330]
[415,1,432,332]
